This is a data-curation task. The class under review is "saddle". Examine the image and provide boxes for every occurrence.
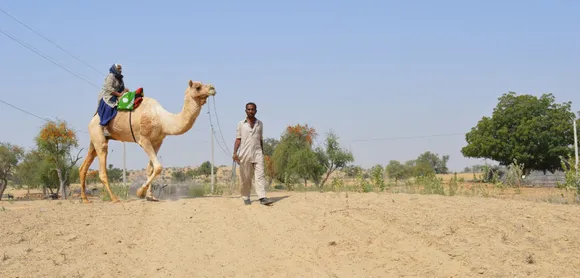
[118,87,144,111]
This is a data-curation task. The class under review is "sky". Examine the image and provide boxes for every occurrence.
[0,0,578,172]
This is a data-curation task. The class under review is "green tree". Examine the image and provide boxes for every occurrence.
[0,142,24,200]
[286,148,324,188]
[35,120,82,199]
[385,160,407,182]
[317,131,355,188]
[262,138,279,157]
[461,92,577,174]
[404,159,435,177]
[106,164,123,183]
[272,124,318,187]
[262,138,279,187]
[369,164,385,190]
[415,151,449,174]
[14,149,44,194]
[193,161,217,177]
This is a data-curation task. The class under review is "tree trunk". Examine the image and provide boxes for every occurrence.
[55,168,67,200]
[0,179,7,201]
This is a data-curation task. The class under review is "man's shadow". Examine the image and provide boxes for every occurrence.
[253,195,290,204]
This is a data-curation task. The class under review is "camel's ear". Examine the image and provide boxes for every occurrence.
[188,80,202,89]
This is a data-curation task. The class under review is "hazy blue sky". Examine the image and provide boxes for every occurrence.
[0,0,578,171]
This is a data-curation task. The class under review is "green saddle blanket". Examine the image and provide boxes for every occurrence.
[117,88,144,111]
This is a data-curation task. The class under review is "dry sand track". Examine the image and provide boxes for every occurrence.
[1,191,579,277]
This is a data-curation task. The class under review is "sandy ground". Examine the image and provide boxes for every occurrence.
[1,191,579,277]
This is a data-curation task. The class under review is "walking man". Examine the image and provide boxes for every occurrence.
[233,102,274,206]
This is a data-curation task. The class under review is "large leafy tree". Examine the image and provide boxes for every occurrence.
[272,124,320,187]
[272,125,354,190]
[385,160,408,182]
[262,138,279,187]
[0,142,24,200]
[461,92,577,174]
[415,151,449,174]
[35,120,82,199]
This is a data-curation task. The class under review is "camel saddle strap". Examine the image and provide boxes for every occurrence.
[129,111,137,143]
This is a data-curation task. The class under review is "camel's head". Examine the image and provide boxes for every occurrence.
[187,80,216,105]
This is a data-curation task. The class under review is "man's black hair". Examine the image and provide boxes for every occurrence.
[246,102,257,109]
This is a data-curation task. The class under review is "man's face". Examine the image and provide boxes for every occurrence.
[245,104,256,118]
[116,65,122,73]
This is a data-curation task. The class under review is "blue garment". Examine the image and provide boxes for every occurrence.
[97,64,124,126]
[97,95,118,126]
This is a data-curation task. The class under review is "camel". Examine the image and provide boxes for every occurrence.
[78,80,216,203]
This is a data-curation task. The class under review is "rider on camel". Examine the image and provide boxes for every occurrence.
[97,63,128,137]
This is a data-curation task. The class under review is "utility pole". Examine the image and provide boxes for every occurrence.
[210,122,215,194]
[207,107,215,194]
[123,142,127,186]
[574,117,578,173]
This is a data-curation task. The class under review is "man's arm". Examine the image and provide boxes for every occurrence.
[233,138,241,156]
[260,121,264,153]
[233,122,242,162]
[104,75,125,97]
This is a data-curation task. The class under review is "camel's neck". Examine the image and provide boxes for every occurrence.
[162,93,202,135]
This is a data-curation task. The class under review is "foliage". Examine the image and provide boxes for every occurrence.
[415,175,445,195]
[405,159,435,177]
[385,160,407,182]
[317,131,355,187]
[504,159,524,191]
[34,120,82,199]
[271,125,353,190]
[262,138,279,186]
[286,148,324,188]
[191,161,217,177]
[415,151,449,174]
[0,142,24,200]
[107,164,123,183]
[369,164,385,191]
[556,155,580,197]
[272,124,318,186]
[461,92,577,174]
[262,138,279,157]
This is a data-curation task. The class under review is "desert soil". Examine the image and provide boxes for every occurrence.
[1,191,579,277]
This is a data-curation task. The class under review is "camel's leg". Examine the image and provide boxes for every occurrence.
[78,142,97,204]
[136,140,163,201]
[95,140,120,203]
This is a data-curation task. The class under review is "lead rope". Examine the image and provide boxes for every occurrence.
[231,160,237,195]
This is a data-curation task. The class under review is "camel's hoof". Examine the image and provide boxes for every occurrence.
[145,196,159,202]
[82,199,92,204]
[111,197,121,203]
[136,188,147,199]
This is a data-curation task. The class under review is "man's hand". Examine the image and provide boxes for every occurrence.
[233,154,240,164]
[123,88,130,93]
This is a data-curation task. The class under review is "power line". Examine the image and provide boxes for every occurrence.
[0,7,104,77]
[350,132,465,143]
[0,98,89,134]
[207,109,231,157]
[210,96,231,154]
[0,28,101,89]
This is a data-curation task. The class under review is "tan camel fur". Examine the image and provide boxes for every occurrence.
[78,80,216,203]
